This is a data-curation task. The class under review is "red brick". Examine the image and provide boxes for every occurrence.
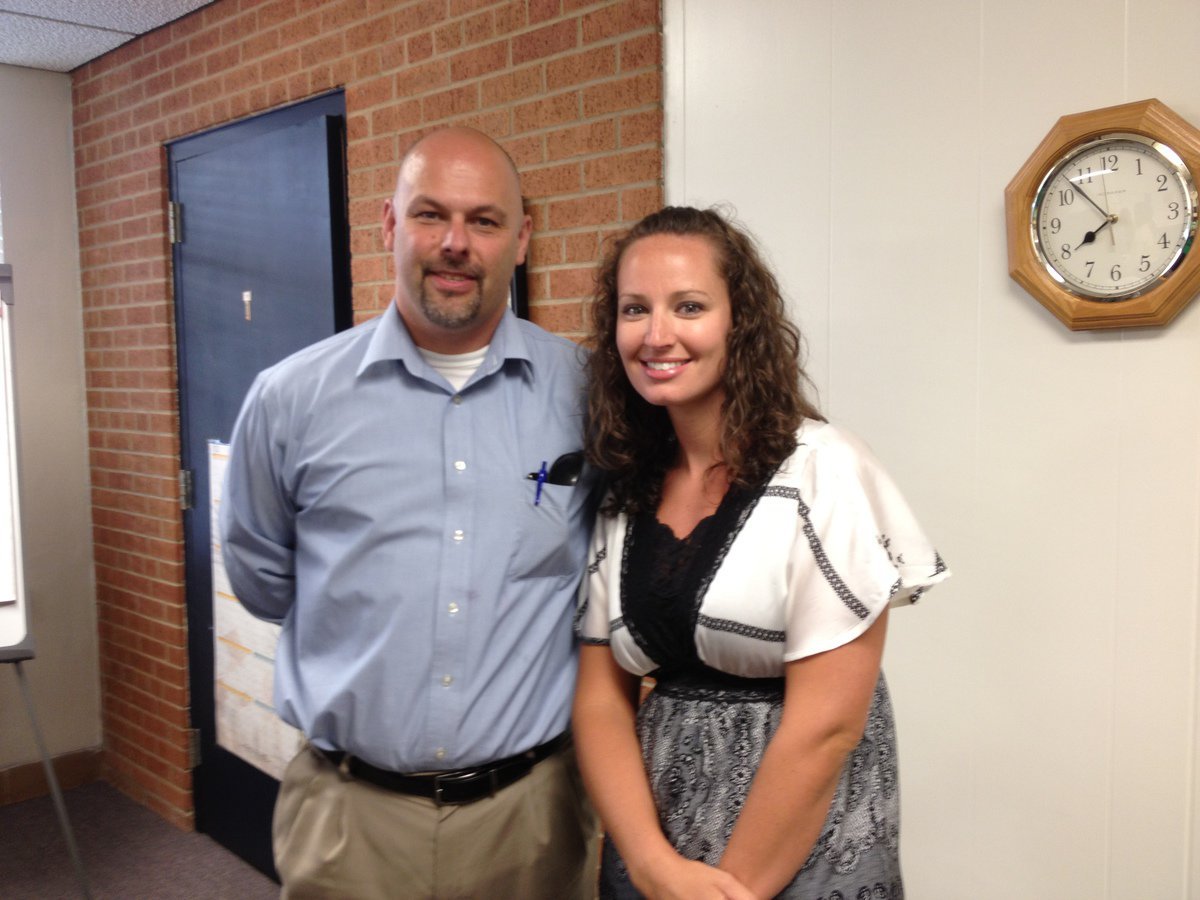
[549,265,597,298]
[529,235,564,267]
[503,133,545,167]
[513,90,579,131]
[395,59,451,98]
[546,119,617,160]
[494,0,528,35]
[619,31,660,71]
[621,185,662,221]
[564,230,599,263]
[512,20,578,65]
[449,40,509,81]
[394,0,447,33]
[584,147,660,189]
[547,45,615,90]
[548,191,619,229]
[581,70,659,117]
[481,65,543,107]
[434,21,464,54]
[421,84,480,122]
[529,299,584,332]
[619,108,659,147]
[464,10,495,45]
[523,162,582,198]
[529,0,563,25]
[581,0,659,44]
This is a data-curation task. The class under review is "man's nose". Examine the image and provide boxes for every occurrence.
[441,219,468,255]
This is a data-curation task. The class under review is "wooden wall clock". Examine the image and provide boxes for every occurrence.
[1005,98,1200,330]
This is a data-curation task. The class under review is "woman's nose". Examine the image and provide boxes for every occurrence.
[644,311,672,347]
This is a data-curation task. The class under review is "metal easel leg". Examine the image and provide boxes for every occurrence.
[12,659,93,900]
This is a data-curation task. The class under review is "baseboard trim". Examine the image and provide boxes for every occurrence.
[0,747,104,807]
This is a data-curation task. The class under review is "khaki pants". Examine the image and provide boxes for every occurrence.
[273,743,599,900]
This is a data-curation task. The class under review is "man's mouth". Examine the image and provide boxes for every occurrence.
[426,268,479,291]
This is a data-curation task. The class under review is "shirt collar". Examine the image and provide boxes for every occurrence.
[357,301,534,383]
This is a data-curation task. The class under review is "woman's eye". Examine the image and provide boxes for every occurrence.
[678,302,703,315]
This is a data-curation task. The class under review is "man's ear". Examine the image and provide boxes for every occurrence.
[514,213,533,264]
[381,198,397,251]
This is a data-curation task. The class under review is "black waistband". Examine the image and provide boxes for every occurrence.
[652,669,785,702]
[314,732,570,807]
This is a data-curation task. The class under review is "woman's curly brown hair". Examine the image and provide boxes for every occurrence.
[584,206,823,515]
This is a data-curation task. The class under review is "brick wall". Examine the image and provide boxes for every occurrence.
[72,0,662,829]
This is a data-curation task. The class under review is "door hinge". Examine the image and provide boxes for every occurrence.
[167,201,183,245]
[188,728,202,768]
[179,468,194,510]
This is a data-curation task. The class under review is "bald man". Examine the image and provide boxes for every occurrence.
[221,127,600,898]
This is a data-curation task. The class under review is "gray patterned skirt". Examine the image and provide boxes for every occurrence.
[599,674,904,900]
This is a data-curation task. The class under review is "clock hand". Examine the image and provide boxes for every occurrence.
[1074,214,1117,250]
[1071,180,1112,220]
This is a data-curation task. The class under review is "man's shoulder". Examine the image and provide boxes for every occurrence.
[511,317,587,370]
[254,316,380,395]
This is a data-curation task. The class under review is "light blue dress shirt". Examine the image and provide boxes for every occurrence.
[220,302,596,771]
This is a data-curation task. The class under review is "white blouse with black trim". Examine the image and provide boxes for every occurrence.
[576,420,949,679]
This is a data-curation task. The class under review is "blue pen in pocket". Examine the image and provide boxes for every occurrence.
[534,460,548,506]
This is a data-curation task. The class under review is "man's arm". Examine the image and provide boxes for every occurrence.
[219,374,297,622]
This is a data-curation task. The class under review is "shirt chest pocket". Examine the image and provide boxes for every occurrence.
[510,483,577,579]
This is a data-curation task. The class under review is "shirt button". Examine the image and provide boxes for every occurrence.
[448,602,459,615]
[454,460,466,472]
[452,395,463,406]
[452,529,464,542]
[435,747,446,760]
[441,675,453,687]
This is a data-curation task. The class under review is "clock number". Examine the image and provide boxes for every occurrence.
[1049,217,1062,234]
[1084,261,1094,277]
[1076,166,1093,184]
[1168,201,1180,220]
[1060,244,1072,260]
[1110,264,1122,282]
[1159,233,1170,249]
[1157,174,1169,191]
[1135,158,1143,176]
[1057,188,1075,206]
[1139,255,1152,272]
[1100,153,1118,172]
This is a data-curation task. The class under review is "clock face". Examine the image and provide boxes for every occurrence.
[1031,133,1197,301]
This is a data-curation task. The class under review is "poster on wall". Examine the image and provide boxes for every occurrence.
[208,440,302,780]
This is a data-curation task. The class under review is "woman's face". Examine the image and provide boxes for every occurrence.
[614,233,733,419]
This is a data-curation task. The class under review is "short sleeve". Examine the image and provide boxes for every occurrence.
[782,425,948,662]
[575,507,616,645]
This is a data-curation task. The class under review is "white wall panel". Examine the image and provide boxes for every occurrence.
[667,0,1200,896]
[0,64,100,766]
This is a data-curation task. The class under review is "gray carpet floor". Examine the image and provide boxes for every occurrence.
[0,781,278,899]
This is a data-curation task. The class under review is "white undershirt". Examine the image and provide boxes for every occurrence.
[417,344,489,392]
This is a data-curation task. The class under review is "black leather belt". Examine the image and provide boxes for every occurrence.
[315,732,570,806]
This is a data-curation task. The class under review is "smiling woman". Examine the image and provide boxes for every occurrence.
[574,205,949,900]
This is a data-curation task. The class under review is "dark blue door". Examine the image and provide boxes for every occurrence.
[170,92,350,877]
